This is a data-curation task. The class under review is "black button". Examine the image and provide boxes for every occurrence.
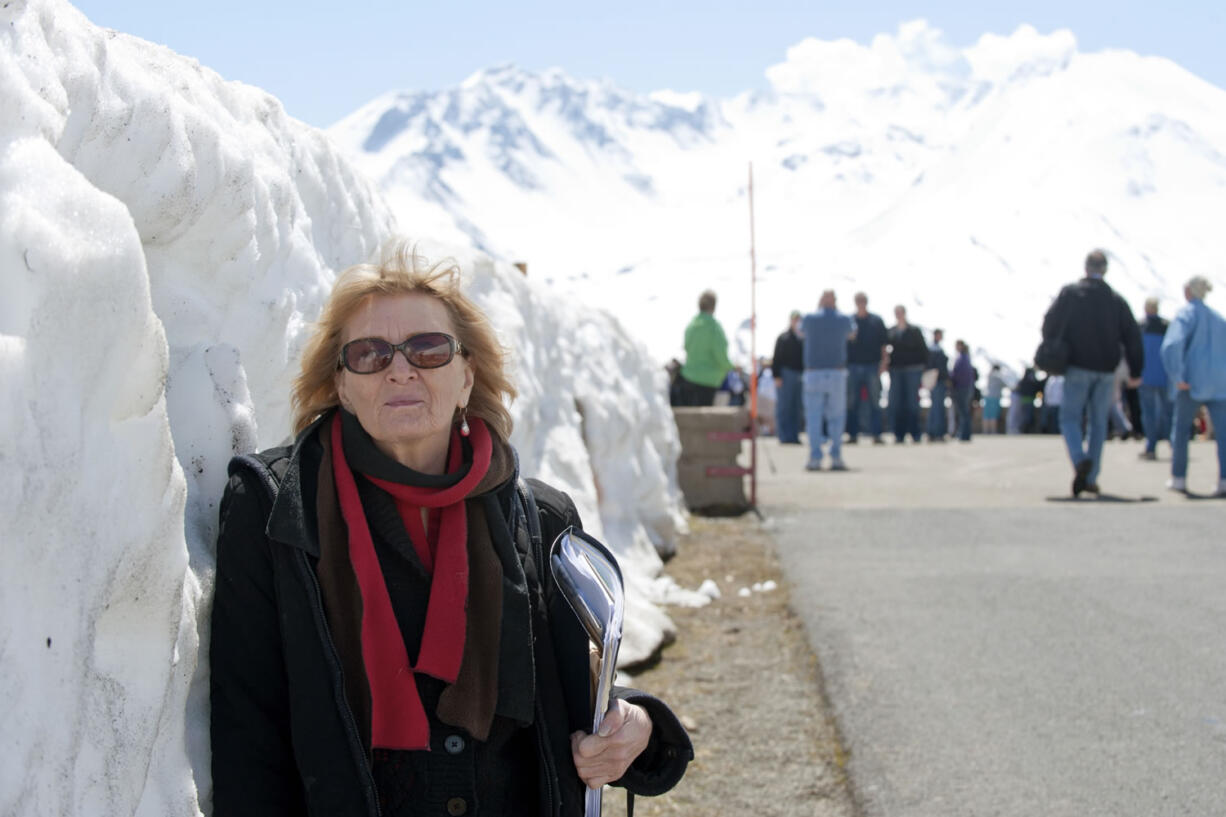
[446,797,468,816]
[444,734,466,754]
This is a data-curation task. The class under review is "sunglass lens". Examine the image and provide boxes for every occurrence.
[407,333,454,368]
[345,339,394,373]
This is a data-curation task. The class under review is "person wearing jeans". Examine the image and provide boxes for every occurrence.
[887,367,924,442]
[772,312,804,443]
[886,306,928,443]
[950,340,975,441]
[1168,392,1226,492]
[1059,366,1117,490]
[846,363,883,440]
[801,290,857,470]
[1161,276,1226,495]
[1042,250,1143,496]
[845,292,888,443]
[925,329,950,441]
[1137,298,1172,459]
[804,370,849,470]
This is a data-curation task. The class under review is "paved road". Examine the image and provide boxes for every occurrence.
[758,435,1226,817]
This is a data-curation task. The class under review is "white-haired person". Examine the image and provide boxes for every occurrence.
[210,241,692,816]
[1161,275,1226,496]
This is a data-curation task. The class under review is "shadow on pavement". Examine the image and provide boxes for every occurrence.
[1044,494,1159,503]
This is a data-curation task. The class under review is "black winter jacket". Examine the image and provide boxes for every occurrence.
[772,330,803,373]
[1042,278,1143,376]
[887,325,928,369]
[210,415,692,817]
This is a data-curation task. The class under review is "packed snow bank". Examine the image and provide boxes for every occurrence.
[1,2,689,816]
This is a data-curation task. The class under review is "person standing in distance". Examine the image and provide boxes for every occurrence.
[1160,276,1226,496]
[926,328,950,442]
[802,290,857,471]
[1041,249,1143,497]
[886,306,928,443]
[677,290,733,407]
[772,311,804,444]
[1137,297,1172,461]
[846,293,888,444]
[950,340,976,441]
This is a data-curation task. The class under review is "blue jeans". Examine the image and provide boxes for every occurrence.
[1040,404,1061,434]
[953,385,973,440]
[888,367,923,442]
[1059,367,1115,486]
[927,381,948,439]
[846,363,883,439]
[804,369,848,463]
[776,368,803,443]
[1019,400,1037,433]
[1170,392,1226,479]
[1138,385,1172,454]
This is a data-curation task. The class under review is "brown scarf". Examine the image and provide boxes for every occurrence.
[314,412,518,752]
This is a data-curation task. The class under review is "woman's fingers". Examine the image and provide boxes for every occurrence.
[570,700,654,789]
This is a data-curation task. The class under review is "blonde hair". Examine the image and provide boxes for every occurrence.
[291,240,516,441]
[1186,276,1212,300]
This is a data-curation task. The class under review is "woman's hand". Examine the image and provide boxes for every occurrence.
[570,699,653,789]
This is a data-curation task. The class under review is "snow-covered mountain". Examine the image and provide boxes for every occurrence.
[330,21,1226,372]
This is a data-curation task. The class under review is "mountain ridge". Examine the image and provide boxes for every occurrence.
[328,20,1226,371]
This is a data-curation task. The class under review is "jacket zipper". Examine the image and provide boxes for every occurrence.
[517,485,560,817]
[535,685,559,817]
[297,550,383,817]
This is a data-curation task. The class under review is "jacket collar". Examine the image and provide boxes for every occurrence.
[265,411,330,557]
[264,409,522,557]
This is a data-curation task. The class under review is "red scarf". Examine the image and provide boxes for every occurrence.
[330,413,493,750]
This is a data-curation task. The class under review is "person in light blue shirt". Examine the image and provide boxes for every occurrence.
[1161,275,1226,496]
[801,290,857,471]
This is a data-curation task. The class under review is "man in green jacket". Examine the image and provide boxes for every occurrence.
[677,290,733,406]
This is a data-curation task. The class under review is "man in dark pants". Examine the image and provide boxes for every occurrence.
[951,339,976,441]
[1042,249,1143,496]
[926,328,950,441]
[1137,297,1172,460]
[846,292,888,444]
[772,311,804,444]
[886,305,928,443]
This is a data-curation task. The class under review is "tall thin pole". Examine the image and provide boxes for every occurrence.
[747,163,758,509]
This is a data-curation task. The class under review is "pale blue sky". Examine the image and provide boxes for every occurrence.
[73,0,1225,127]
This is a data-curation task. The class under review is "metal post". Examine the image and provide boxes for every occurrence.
[748,163,758,510]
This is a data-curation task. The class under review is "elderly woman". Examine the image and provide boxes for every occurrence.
[1161,275,1226,496]
[210,243,692,816]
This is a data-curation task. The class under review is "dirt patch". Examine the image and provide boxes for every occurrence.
[605,515,858,817]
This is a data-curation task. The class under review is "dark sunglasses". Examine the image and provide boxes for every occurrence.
[338,332,463,374]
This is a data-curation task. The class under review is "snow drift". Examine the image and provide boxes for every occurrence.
[1,2,688,815]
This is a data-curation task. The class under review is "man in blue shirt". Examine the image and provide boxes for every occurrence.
[802,290,857,471]
[1137,297,1171,461]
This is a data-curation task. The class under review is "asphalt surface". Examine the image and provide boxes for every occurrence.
[757,434,1226,817]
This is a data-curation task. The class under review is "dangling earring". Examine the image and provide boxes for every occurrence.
[458,406,470,437]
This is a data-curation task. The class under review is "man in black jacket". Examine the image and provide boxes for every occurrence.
[886,306,928,443]
[846,293,888,444]
[925,328,950,441]
[772,311,804,444]
[1041,249,1143,496]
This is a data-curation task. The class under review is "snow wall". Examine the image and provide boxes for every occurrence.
[0,2,690,815]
